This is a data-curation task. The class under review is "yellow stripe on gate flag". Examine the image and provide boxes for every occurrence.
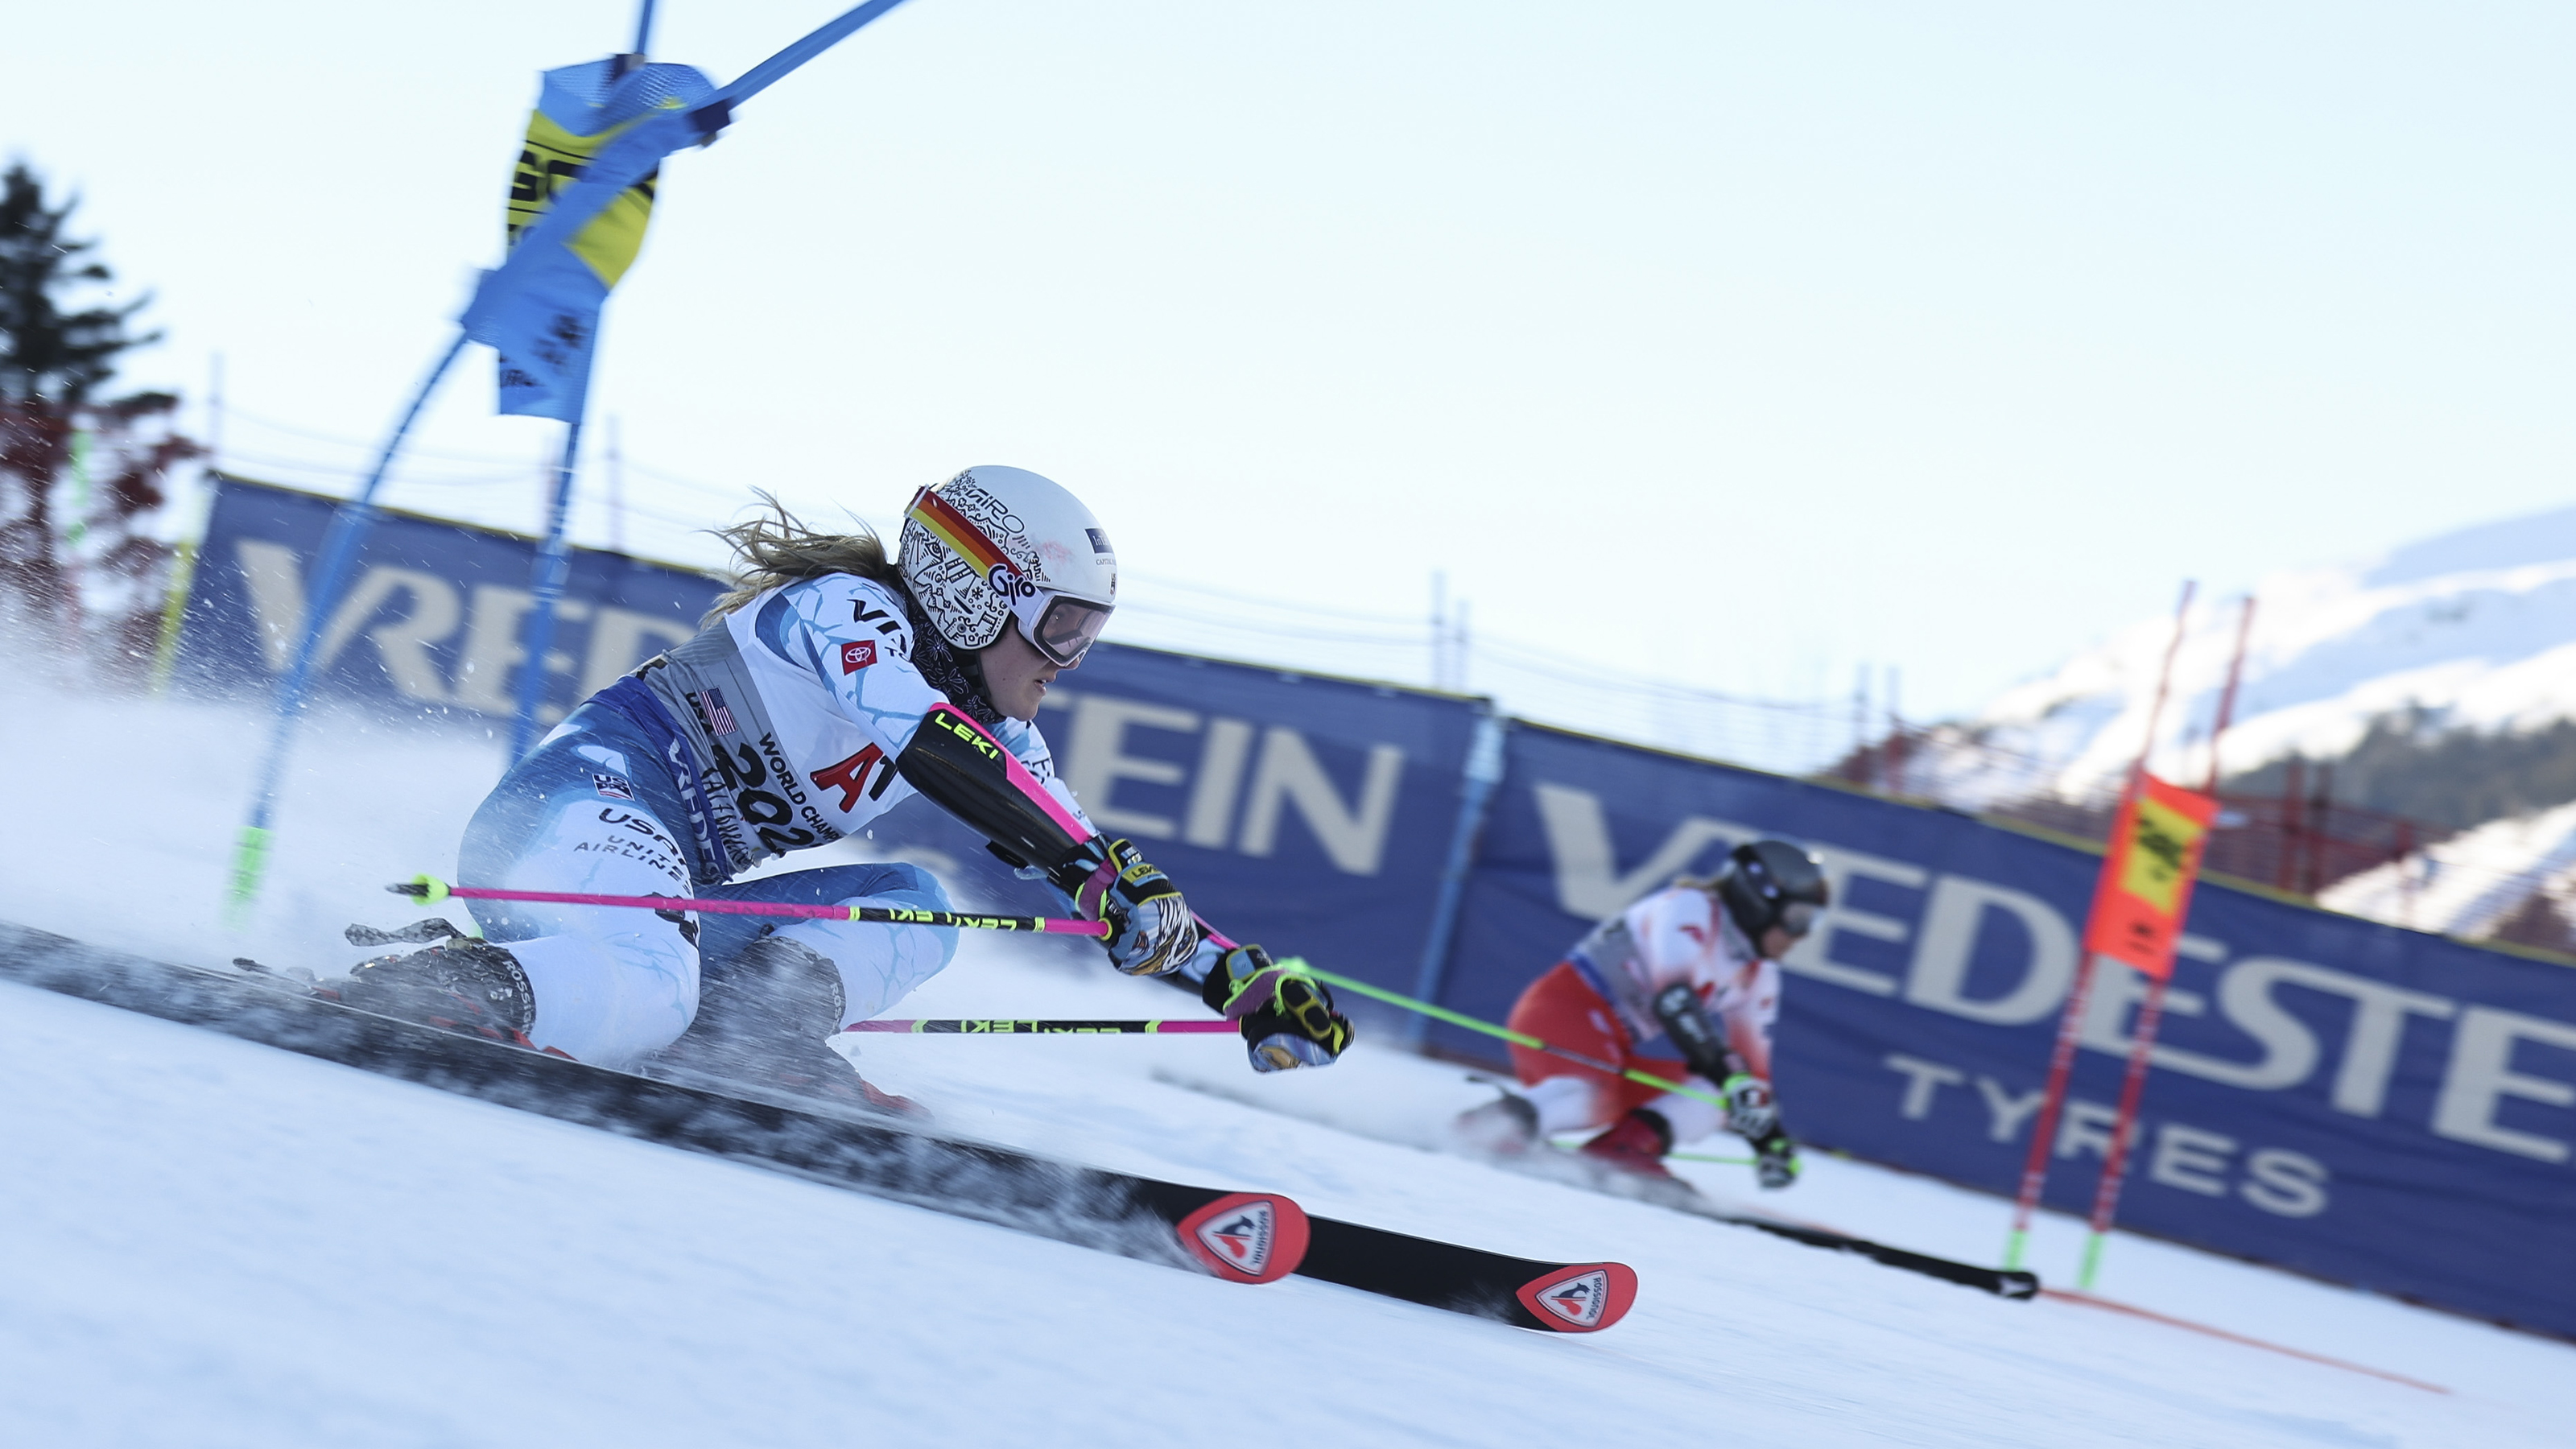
[2083,772,2219,980]
[484,60,714,419]
[507,108,659,287]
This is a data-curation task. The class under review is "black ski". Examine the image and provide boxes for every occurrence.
[0,921,1299,1285]
[1693,1207,2037,1299]
[1177,1072,2033,1301]
[1542,1147,2037,1299]
[1299,1216,1637,1332]
[0,922,1637,1331]
[1518,1146,2037,1299]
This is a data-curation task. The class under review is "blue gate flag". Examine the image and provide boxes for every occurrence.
[485,60,716,420]
[461,1,923,415]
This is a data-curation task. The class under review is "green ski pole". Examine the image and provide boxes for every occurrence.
[1288,960,1728,1112]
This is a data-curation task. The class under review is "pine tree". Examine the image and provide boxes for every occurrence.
[0,162,159,404]
[0,160,195,672]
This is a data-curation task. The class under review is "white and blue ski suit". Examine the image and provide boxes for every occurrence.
[457,572,1098,1067]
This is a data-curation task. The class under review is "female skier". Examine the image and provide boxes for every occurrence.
[328,466,1353,1101]
[1455,840,1823,1189]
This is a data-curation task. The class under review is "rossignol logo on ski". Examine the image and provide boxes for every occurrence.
[1202,1202,1274,1275]
[1173,1192,1310,1284]
[1513,1261,1639,1333]
[1538,1269,1608,1327]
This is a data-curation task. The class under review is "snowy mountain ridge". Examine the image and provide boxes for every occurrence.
[1917,502,2576,811]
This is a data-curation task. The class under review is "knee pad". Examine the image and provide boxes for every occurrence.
[1522,1075,1605,1136]
[1647,1087,1725,1146]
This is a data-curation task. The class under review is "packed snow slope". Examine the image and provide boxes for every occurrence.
[7,679,2576,1446]
[1917,502,2576,811]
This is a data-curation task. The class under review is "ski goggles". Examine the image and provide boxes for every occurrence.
[1014,589,1112,668]
[1777,900,1823,939]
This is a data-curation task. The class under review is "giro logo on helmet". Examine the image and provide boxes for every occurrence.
[983,566,1039,602]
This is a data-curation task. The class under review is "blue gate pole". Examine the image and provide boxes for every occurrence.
[506,411,587,763]
[226,329,470,923]
[506,0,640,766]
[1402,709,1509,1050]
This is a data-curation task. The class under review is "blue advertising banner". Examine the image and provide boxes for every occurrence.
[1439,721,2576,1339]
[177,476,720,724]
[878,650,1488,1016]
[175,476,1485,1010]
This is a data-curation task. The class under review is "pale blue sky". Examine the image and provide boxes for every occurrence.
[11,1,2574,724]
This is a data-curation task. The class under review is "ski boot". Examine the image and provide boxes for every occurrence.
[327,930,537,1046]
[1578,1108,1677,1180]
[1452,1091,1541,1156]
[656,935,923,1118]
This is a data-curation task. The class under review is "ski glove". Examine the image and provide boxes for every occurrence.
[1052,837,1201,977]
[1752,1129,1799,1191]
[1719,1072,1780,1141]
[1201,943,1356,1072]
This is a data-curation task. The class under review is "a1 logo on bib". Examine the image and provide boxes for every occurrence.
[1514,1261,1639,1332]
[840,640,878,673]
[1173,1191,1310,1284]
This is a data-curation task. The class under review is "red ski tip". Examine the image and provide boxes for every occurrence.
[1174,1192,1310,1285]
[1515,1262,1639,1332]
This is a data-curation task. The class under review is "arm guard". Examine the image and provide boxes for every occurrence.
[1652,982,1744,1084]
[895,703,1092,873]
[1656,982,1779,1138]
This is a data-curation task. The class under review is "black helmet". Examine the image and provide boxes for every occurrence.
[1715,840,1830,943]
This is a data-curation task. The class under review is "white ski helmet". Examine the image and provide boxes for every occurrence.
[898,466,1117,665]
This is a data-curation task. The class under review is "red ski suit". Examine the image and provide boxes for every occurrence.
[1505,885,1780,1136]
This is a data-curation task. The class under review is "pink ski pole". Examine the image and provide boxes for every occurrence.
[847,1018,1236,1034]
[390,875,1111,937]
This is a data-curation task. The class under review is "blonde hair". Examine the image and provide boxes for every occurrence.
[704,491,901,623]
